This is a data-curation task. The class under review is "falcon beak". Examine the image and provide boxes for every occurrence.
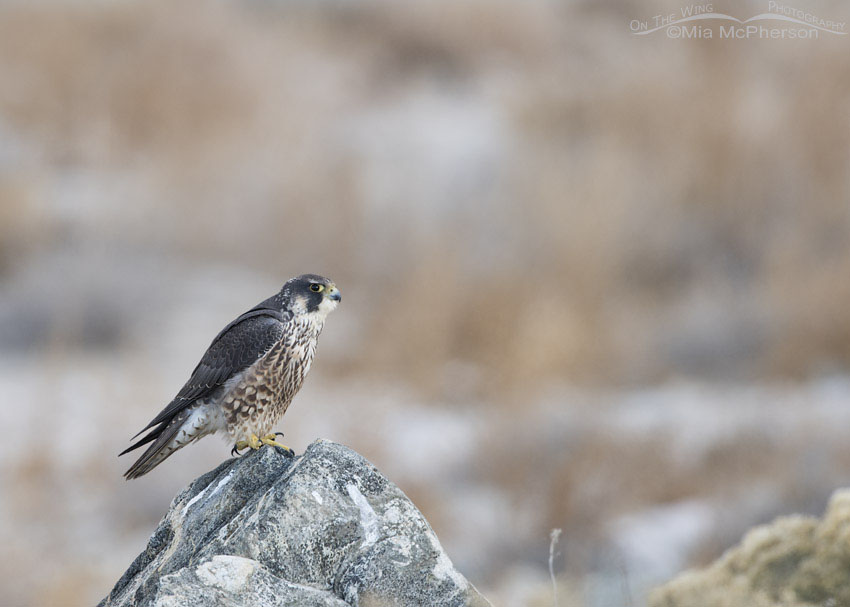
[327,286,341,302]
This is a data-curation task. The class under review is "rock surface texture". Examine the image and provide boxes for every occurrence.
[651,489,850,607]
[101,440,490,607]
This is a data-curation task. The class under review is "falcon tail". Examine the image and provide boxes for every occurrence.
[122,410,194,480]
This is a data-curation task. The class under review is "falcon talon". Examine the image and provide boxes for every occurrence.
[119,275,341,480]
[259,433,293,453]
[232,438,252,455]
[274,444,296,457]
[271,432,294,455]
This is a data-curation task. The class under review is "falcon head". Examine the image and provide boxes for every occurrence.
[282,274,341,319]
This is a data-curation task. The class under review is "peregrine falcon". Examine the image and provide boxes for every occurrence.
[120,274,341,479]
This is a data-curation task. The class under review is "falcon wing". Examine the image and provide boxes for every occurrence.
[119,307,287,457]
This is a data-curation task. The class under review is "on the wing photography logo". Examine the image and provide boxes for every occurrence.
[630,1,846,39]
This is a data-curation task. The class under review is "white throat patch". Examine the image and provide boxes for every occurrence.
[291,294,338,324]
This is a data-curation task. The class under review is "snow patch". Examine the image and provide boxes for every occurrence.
[347,484,379,544]
[207,469,237,500]
[181,469,236,518]
[312,490,324,505]
[384,504,402,525]
[180,487,209,519]
[388,534,413,563]
[195,555,257,592]
[427,530,468,589]
[609,498,715,583]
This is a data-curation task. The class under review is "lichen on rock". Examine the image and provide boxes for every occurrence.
[650,489,850,607]
[101,439,490,607]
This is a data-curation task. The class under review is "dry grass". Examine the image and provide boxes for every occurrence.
[0,0,848,394]
[1,1,849,605]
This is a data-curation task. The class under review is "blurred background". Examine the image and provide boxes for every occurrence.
[1,0,849,605]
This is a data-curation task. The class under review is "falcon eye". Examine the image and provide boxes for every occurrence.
[309,284,323,292]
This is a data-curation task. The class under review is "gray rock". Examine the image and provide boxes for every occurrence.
[101,440,490,607]
[153,555,349,607]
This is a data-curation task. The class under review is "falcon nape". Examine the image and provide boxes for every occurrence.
[120,274,341,479]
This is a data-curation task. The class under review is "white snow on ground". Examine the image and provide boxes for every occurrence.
[610,499,715,583]
[347,484,380,545]
[3,352,850,606]
[182,469,236,518]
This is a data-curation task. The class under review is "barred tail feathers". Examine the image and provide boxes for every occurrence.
[123,407,212,479]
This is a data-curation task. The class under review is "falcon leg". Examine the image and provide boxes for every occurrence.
[232,434,263,456]
[261,433,295,455]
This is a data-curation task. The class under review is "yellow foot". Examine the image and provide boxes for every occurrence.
[233,433,262,451]
[260,433,294,454]
[232,433,294,457]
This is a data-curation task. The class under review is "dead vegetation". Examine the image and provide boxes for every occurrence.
[0,1,848,605]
